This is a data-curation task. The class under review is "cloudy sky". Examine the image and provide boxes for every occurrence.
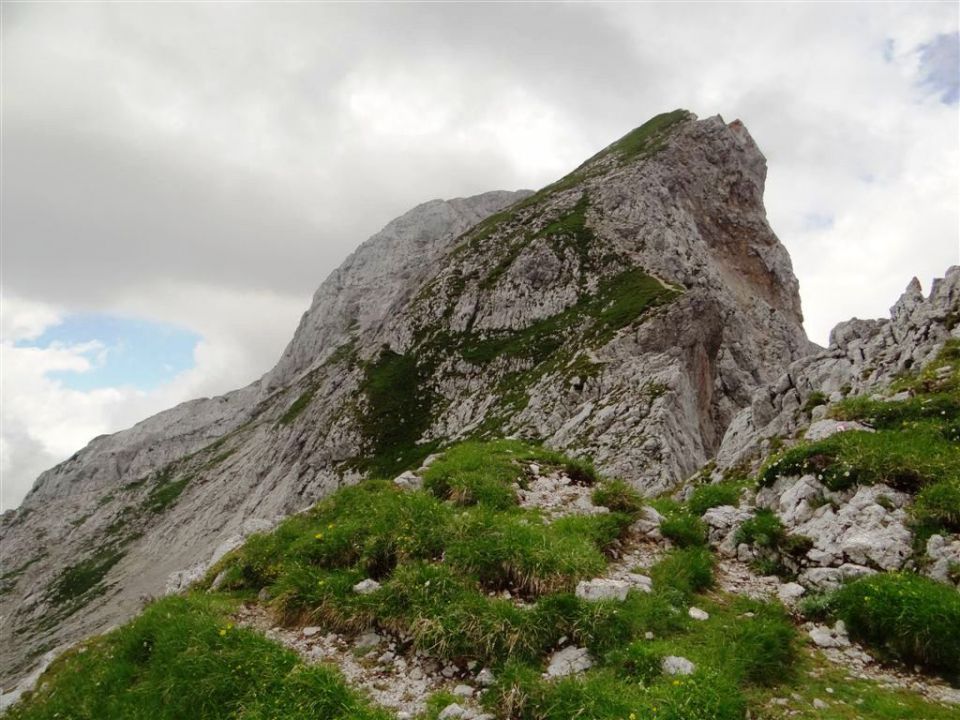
[2,2,958,509]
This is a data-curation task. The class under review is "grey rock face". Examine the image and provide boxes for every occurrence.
[1,113,810,688]
[261,190,534,396]
[717,267,960,469]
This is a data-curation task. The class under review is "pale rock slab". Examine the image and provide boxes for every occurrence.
[353,578,382,595]
[662,656,696,676]
[545,646,594,677]
[576,578,630,602]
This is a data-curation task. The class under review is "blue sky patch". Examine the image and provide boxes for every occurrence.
[917,32,959,105]
[17,314,200,391]
[802,213,835,232]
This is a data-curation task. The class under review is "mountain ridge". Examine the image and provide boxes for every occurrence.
[2,109,821,689]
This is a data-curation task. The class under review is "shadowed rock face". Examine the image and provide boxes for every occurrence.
[1,111,809,688]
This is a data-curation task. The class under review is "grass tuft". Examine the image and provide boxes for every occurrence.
[591,478,644,516]
[688,480,743,516]
[650,547,714,596]
[834,572,960,678]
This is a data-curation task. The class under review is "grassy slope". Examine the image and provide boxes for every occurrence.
[11,436,958,720]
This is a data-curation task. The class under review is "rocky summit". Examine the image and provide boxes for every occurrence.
[3,110,959,719]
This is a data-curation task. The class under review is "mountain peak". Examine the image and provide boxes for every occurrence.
[3,111,810,687]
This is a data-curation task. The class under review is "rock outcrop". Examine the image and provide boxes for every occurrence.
[700,268,960,593]
[717,267,960,469]
[1,110,810,689]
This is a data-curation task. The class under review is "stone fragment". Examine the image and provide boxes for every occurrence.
[354,631,382,649]
[632,506,664,539]
[808,622,850,649]
[576,578,630,602]
[662,656,696,676]
[475,668,496,686]
[625,573,653,593]
[804,419,873,442]
[393,471,422,491]
[353,578,382,595]
[438,704,468,719]
[545,646,594,677]
[777,582,806,603]
[688,607,709,621]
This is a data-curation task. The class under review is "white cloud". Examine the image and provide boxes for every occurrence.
[0,288,305,509]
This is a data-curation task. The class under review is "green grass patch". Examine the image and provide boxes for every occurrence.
[355,346,435,477]
[650,547,714,596]
[834,572,960,679]
[912,478,960,534]
[660,511,708,548]
[802,390,829,414]
[688,480,744,516]
[277,386,316,426]
[604,109,693,163]
[734,509,785,549]
[889,338,960,395]
[45,548,124,606]
[758,424,960,492]
[7,595,388,720]
[458,268,679,367]
[421,438,567,509]
[142,474,191,513]
[444,509,617,596]
[829,392,960,430]
[591,478,644,516]
[215,440,644,665]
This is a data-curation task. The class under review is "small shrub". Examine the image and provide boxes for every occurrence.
[834,573,960,677]
[591,479,644,516]
[688,481,742,516]
[660,512,708,547]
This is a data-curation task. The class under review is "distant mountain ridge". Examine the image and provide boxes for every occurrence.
[3,110,814,688]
